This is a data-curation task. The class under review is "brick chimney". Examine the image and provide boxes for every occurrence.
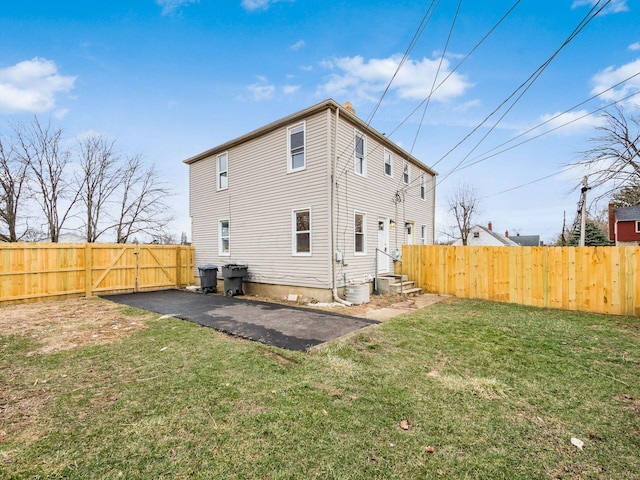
[505,230,509,238]
[343,101,356,115]
[488,221,492,231]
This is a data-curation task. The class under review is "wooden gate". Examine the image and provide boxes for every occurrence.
[0,243,195,304]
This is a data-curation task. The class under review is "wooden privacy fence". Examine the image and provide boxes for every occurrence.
[402,245,640,316]
[0,243,195,305]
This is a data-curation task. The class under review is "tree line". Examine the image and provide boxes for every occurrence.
[0,117,173,243]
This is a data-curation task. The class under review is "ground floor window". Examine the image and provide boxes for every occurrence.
[293,208,311,255]
[219,219,230,255]
[355,212,366,254]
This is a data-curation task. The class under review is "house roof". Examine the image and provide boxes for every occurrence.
[183,98,437,176]
[510,235,540,246]
[614,206,640,221]
[476,225,519,246]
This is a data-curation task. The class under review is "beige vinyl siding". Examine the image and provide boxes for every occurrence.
[189,110,331,289]
[332,114,435,285]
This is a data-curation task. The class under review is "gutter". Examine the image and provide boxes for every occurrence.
[330,105,351,306]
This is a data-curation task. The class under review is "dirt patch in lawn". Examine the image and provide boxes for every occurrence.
[0,297,153,355]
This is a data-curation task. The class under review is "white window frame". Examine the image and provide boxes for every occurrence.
[354,131,366,177]
[354,211,366,255]
[403,162,410,185]
[292,208,311,256]
[217,152,228,191]
[219,219,230,256]
[421,225,427,244]
[420,174,426,200]
[287,122,306,173]
[384,149,393,177]
[636,220,640,233]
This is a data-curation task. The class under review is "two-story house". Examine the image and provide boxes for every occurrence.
[608,203,640,246]
[185,99,437,301]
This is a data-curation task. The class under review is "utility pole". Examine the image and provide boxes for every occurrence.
[579,176,588,247]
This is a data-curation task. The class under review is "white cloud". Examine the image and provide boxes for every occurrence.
[241,0,292,12]
[289,40,305,51]
[590,58,640,102]
[247,77,275,100]
[282,85,300,95]
[300,65,313,72]
[317,54,472,104]
[571,0,628,14]
[0,58,76,114]
[534,110,605,136]
[629,42,640,51]
[156,0,199,15]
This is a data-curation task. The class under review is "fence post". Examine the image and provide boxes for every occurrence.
[175,246,182,288]
[84,243,92,297]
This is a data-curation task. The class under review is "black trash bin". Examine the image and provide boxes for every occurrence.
[222,264,248,297]
[198,264,218,294]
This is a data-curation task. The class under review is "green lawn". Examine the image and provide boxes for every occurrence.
[1,298,638,479]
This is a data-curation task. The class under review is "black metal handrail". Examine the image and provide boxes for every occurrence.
[374,248,403,295]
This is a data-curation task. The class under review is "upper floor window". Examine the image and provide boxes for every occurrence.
[355,212,366,254]
[293,208,311,255]
[403,163,409,185]
[219,219,230,255]
[354,132,366,176]
[217,153,228,190]
[420,174,426,200]
[288,123,305,172]
[384,149,393,177]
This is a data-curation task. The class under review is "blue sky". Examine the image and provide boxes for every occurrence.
[1,0,638,243]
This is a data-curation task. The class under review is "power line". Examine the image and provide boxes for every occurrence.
[431,0,612,179]
[409,0,462,155]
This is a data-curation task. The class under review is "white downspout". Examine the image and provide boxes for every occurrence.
[331,105,352,306]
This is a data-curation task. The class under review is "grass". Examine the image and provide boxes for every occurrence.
[1,298,638,479]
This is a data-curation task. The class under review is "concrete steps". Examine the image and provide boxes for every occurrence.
[376,275,423,296]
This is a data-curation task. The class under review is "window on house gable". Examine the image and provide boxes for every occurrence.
[219,219,230,255]
[355,212,366,254]
[217,153,228,190]
[384,149,393,177]
[288,123,305,172]
[420,174,426,200]
[403,163,409,185]
[354,132,366,176]
[293,209,311,255]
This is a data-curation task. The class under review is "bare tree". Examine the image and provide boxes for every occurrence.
[115,155,173,243]
[573,105,640,202]
[13,117,79,242]
[75,135,122,242]
[448,183,481,246]
[610,178,640,207]
[0,133,30,242]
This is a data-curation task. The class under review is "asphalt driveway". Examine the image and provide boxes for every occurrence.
[102,289,378,351]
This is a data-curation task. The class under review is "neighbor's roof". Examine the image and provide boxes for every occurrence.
[183,98,437,176]
[476,225,519,246]
[614,206,640,221]
[510,235,540,247]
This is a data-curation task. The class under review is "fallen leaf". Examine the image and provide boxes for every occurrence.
[400,420,410,430]
[571,437,584,450]
[425,446,435,453]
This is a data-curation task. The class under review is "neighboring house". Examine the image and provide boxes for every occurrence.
[509,233,542,247]
[185,99,437,301]
[608,203,640,246]
[453,222,519,246]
